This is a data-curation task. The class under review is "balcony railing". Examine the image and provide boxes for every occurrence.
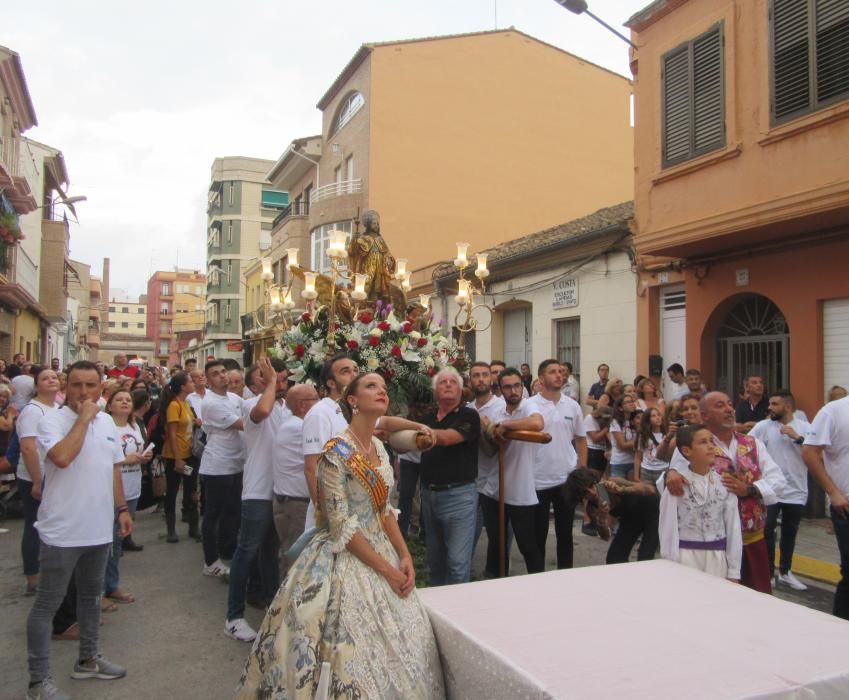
[272,200,310,228]
[310,179,361,204]
[14,246,38,299]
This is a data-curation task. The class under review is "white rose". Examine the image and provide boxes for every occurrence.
[409,331,421,341]
[369,328,383,337]
[367,357,380,370]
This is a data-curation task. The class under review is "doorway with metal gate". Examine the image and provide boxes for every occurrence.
[715,294,789,399]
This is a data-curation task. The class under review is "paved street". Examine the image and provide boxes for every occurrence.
[0,505,840,700]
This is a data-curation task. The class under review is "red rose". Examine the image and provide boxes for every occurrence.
[301,312,311,322]
[346,339,359,350]
[417,337,428,347]
[400,321,412,334]
[368,336,380,347]
[294,344,305,358]
[427,367,437,376]
[358,311,373,324]
[391,345,402,358]
[378,321,390,332]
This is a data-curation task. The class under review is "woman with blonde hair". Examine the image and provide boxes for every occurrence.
[597,378,625,409]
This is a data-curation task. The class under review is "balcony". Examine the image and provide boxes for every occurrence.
[310,179,361,204]
[160,287,173,299]
[0,244,45,313]
[272,200,310,229]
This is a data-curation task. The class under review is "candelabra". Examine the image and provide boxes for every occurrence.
[255,247,301,332]
[451,242,493,350]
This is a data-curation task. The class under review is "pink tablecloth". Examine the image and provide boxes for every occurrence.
[418,560,849,699]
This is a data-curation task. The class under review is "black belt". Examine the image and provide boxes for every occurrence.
[423,481,475,492]
[274,494,310,503]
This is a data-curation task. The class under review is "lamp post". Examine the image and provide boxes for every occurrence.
[552,0,637,49]
[450,242,494,351]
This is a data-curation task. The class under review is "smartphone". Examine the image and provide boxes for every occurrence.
[142,442,155,456]
[596,482,611,508]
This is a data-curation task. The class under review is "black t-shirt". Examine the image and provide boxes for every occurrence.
[420,405,480,487]
[736,396,769,424]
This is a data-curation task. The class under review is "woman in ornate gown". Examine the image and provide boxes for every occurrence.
[237,372,445,699]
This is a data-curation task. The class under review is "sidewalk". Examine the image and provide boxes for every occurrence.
[787,517,841,585]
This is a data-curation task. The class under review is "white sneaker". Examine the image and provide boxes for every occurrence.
[203,559,230,577]
[777,571,808,591]
[224,618,257,642]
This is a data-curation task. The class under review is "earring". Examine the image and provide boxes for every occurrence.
[352,404,359,415]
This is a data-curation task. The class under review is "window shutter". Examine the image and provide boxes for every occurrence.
[662,46,692,165]
[772,0,812,120]
[692,29,724,153]
[815,0,849,103]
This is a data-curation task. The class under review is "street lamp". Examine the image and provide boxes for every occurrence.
[35,195,88,222]
[552,0,636,48]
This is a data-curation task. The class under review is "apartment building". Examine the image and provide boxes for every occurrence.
[66,259,92,361]
[108,298,147,336]
[266,29,634,296]
[202,157,287,360]
[147,269,206,367]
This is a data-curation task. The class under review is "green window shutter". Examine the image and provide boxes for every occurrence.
[662,46,693,166]
[693,29,724,153]
[772,0,813,121]
[815,0,849,104]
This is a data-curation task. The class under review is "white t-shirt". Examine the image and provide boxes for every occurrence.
[241,396,286,501]
[583,414,608,451]
[749,418,809,505]
[639,432,668,471]
[805,396,849,499]
[15,399,57,482]
[274,413,310,498]
[115,421,145,501]
[467,395,506,499]
[303,397,347,455]
[525,392,586,489]
[199,391,245,476]
[561,375,580,402]
[187,392,205,421]
[36,409,124,547]
[11,375,35,410]
[492,401,540,506]
[609,419,636,465]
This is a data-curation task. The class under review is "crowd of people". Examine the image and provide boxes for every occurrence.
[3,349,848,698]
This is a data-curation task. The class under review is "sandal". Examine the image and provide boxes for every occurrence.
[101,599,119,613]
[106,590,135,604]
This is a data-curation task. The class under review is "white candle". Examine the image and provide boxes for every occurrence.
[283,290,295,310]
[302,271,317,300]
[454,242,469,268]
[456,278,470,305]
[401,273,411,292]
[261,257,273,281]
[475,253,489,279]
[286,248,299,269]
[419,294,430,310]
[328,230,348,258]
[396,258,408,278]
[269,288,283,311]
[352,273,367,301]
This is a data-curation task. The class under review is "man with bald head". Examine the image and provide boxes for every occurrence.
[272,383,320,580]
[664,391,786,592]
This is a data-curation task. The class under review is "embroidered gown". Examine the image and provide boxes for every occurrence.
[236,432,445,699]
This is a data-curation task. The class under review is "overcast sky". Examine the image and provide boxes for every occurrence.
[8,0,647,298]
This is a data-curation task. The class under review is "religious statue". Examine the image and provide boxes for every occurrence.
[348,210,396,301]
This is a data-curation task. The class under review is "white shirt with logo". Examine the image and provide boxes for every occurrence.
[241,397,287,501]
[467,395,506,499]
[15,399,57,482]
[199,391,245,476]
[805,396,849,499]
[115,421,145,501]
[750,417,810,505]
[274,413,310,499]
[525,393,586,489]
[36,409,124,547]
[303,397,348,528]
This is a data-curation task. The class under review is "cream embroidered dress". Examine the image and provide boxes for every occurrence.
[236,432,445,699]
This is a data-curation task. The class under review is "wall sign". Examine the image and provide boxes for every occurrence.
[552,277,578,309]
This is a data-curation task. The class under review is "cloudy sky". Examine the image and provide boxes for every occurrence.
[8,0,647,298]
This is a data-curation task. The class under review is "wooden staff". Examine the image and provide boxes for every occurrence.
[497,430,551,577]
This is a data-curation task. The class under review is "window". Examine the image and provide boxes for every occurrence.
[555,318,581,382]
[122,306,129,313]
[770,0,849,124]
[225,301,231,322]
[226,260,232,284]
[345,155,354,192]
[195,285,203,295]
[159,340,169,355]
[228,181,234,205]
[109,305,116,312]
[137,322,144,329]
[310,221,352,274]
[661,23,725,167]
[161,283,171,296]
[333,92,365,134]
[109,321,116,328]
[137,308,144,313]
[121,322,129,329]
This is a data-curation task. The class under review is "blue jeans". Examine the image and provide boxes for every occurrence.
[226,499,279,621]
[104,499,138,595]
[421,482,478,586]
[610,462,634,479]
[831,507,849,620]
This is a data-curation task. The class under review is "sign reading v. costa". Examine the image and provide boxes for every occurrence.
[552,277,578,309]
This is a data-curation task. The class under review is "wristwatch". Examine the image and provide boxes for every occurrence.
[746,485,759,499]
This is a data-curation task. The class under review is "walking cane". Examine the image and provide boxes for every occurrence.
[497,429,552,577]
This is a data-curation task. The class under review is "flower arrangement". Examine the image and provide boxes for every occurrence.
[271,300,468,415]
[0,211,24,244]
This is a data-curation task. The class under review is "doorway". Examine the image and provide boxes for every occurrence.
[503,307,532,369]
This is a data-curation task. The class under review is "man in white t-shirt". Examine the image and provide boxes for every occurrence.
[302,352,358,528]
[466,361,506,577]
[200,360,246,578]
[273,383,320,580]
[666,363,688,401]
[525,359,587,570]
[186,368,207,421]
[803,394,849,620]
[225,358,289,643]
[27,360,132,699]
[750,390,810,591]
[481,367,545,576]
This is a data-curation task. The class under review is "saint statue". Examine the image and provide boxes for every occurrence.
[348,210,396,301]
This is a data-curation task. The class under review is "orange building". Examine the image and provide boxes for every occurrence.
[627,0,849,423]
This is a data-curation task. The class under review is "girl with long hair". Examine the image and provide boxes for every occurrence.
[609,395,638,479]
[159,371,197,543]
[634,407,672,486]
[636,377,666,417]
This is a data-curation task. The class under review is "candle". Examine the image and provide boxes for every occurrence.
[456,278,470,305]
[261,257,273,281]
[283,289,295,310]
[286,248,299,269]
[401,273,411,292]
[302,271,317,300]
[396,258,408,278]
[352,273,367,301]
[269,288,283,312]
[454,242,469,268]
[419,294,431,310]
[328,230,348,259]
[475,253,489,279]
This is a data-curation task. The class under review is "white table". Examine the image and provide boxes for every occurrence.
[418,560,849,699]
